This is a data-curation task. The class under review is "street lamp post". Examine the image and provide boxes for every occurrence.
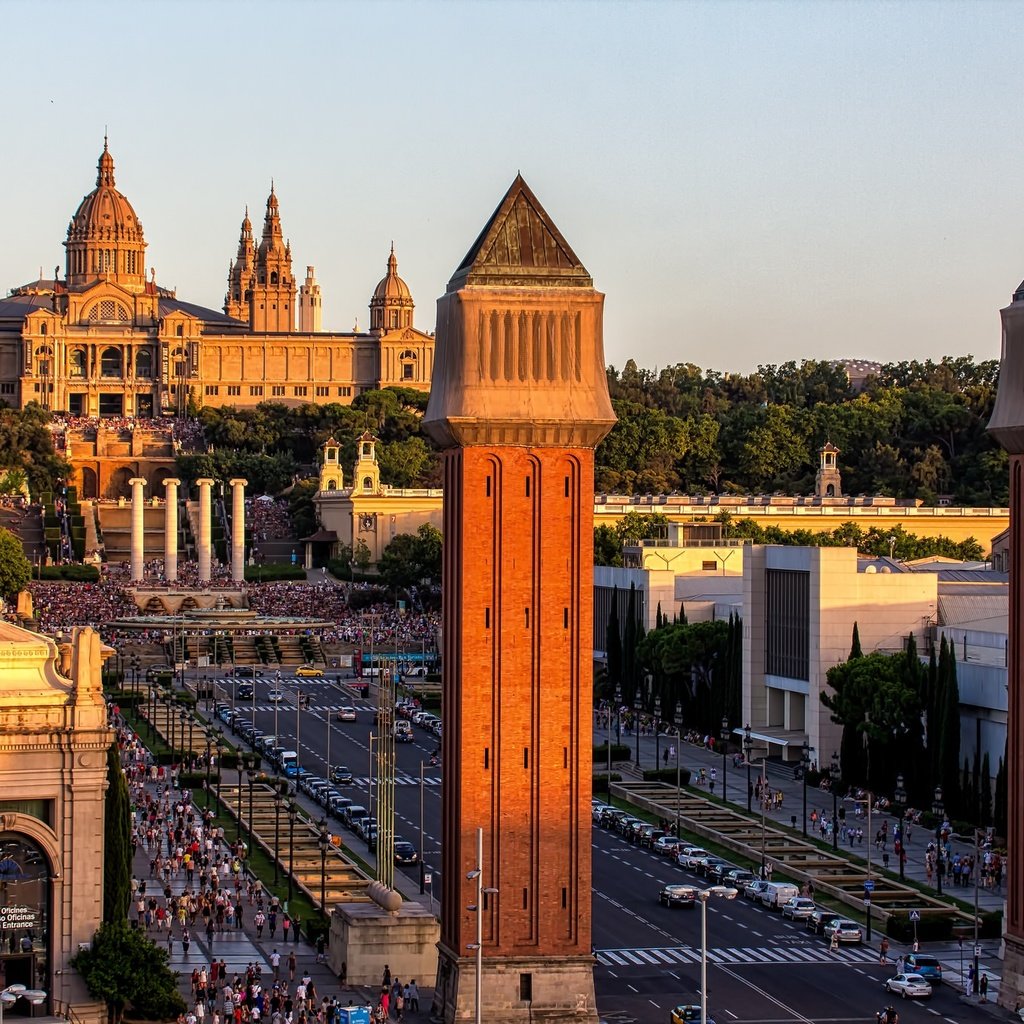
[674,701,683,837]
[246,763,257,855]
[760,756,767,876]
[800,737,814,835]
[831,752,841,852]
[466,827,498,1024]
[654,695,662,769]
[698,886,738,1024]
[419,760,427,894]
[204,729,213,798]
[933,785,945,896]
[614,683,622,746]
[215,738,224,808]
[318,820,328,917]
[274,782,285,885]
[720,716,729,802]
[743,724,753,813]
[179,707,189,767]
[235,754,247,842]
[0,986,47,1024]
[893,773,907,880]
[633,686,642,769]
[130,655,140,701]
[287,800,298,902]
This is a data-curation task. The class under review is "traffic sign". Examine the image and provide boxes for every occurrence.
[864,880,875,891]
[909,910,921,922]
[863,898,871,907]
[975,944,982,957]
[424,873,432,885]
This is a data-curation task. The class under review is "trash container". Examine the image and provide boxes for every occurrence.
[336,1008,371,1024]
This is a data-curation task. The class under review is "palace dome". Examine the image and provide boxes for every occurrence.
[372,246,412,302]
[67,142,144,246]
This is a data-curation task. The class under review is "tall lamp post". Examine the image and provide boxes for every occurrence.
[419,760,427,894]
[633,686,643,769]
[318,819,328,917]
[235,754,248,841]
[654,695,662,769]
[246,762,257,854]
[698,886,738,1024]
[287,799,298,902]
[179,707,189,767]
[466,827,499,1024]
[674,701,683,837]
[130,655,140,701]
[214,737,224,808]
[614,683,622,746]
[932,785,945,896]
[830,752,840,852]
[720,716,729,802]
[274,782,286,885]
[893,773,907,880]
[743,724,753,813]
[800,737,815,835]
[203,729,213,798]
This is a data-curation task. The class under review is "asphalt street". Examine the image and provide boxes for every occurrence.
[194,672,1006,1024]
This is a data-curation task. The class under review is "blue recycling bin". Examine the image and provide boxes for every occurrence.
[337,1008,371,1024]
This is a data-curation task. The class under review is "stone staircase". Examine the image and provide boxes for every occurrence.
[0,503,45,560]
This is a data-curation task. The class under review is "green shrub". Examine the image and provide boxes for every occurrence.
[643,767,693,786]
[244,564,307,582]
[593,743,632,761]
[886,911,955,943]
[37,564,100,581]
[592,773,623,796]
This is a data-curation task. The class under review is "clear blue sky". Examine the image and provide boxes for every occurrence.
[5,0,1020,374]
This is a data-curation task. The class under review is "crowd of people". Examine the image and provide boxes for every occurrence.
[50,416,207,453]
[248,499,292,542]
[25,578,137,635]
[112,708,419,1023]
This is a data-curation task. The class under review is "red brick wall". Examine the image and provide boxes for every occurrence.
[440,444,595,958]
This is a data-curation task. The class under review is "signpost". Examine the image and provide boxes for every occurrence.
[910,909,920,951]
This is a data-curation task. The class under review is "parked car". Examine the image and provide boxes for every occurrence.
[781,897,817,921]
[724,869,755,887]
[744,879,771,902]
[902,954,943,985]
[659,884,697,908]
[654,836,684,858]
[592,803,611,823]
[706,861,738,883]
[884,974,933,1000]
[760,882,800,910]
[823,918,863,944]
[806,909,834,935]
[678,847,710,871]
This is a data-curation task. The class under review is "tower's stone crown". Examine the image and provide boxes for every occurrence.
[424,175,615,450]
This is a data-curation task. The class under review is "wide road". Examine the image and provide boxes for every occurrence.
[197,672,998,1024]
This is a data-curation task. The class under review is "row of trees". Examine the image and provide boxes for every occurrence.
[602,356,1005,504]
[822,630,1007,832]
[601,583,742,739]
[593,511,986,567]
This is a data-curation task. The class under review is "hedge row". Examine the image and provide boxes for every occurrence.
[593,743,633,762]
[38,564,100,582]
[244,564,307,582]
[885,909,1002,943]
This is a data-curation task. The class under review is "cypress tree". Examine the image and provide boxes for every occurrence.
[679,601,688,625]
[930,639,946,785]
[605,589,622,698]
[104,744,132,923]
[655,602,663,630]
[972,745,983,815]
[623,583,637,698]
[980,752,992,828]
[994,752,1007,837]
[937,640,962,815]
[849,622,863,660]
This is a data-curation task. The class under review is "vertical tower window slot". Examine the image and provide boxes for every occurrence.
[563,608,569,629]
[562,887,568,908]
[564,476,570,497]
[522,887,529,909]
[563,746,568,768]
[485,608,491,629]
[484,747,489,769]
[525,476,531,497]
[525,608,530,628]
[523,747,529,768]
[486,476,492,497]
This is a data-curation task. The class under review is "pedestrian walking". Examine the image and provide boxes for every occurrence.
[879,937,889,964]
[980,973,989,1002]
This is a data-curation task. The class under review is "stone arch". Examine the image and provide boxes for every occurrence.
[100,347,122,378]
[143,596,165,613]
[179,596,198,611]
[150,467,173,493]
[107,466,134,499]
[80,467,98,500]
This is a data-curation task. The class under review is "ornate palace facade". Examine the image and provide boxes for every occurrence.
[0,142,434,417]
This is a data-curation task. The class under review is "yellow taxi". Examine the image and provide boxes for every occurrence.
[296,665,324,677]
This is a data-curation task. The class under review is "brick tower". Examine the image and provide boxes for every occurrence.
[424,176,615,1023]
[987,275,1024,1010]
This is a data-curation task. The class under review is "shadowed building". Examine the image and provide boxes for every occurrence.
[423,176,615,1022]
[986,275,1024,1010]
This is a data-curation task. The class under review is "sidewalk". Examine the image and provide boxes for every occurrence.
[123,749,434,1019]
[598,720,1007,1001]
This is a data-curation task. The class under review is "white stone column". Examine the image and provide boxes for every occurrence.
[129,477,147,583]
[197,477,214,585]
[163,478,181,583]
[230,478,247,584]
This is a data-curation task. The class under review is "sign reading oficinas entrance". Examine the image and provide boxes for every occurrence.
[0,904,40,929]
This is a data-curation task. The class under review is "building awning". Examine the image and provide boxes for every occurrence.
[301,529,338,543]
[731,727,802,747]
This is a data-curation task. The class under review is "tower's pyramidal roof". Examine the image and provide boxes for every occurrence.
[448,173,592,290]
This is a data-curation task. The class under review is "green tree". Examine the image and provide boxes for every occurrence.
[594,525,622,567]
[0,528,30,603]
[849,622,863,659]
[936,638,962,814]
[103,745,132,924]
[71,922,186,1024]
[979,752,992,828]
[377,523,442,592]
[605,591,622,699]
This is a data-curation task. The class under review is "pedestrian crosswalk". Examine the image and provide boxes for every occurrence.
[351,775,440,787]
[595,943,878,968]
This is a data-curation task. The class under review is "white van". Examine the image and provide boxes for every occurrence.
[760,882,800,909]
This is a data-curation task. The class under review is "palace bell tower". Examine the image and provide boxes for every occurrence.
[424,175,615,1023]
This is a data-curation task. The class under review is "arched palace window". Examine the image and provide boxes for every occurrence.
[100,348,122,378]
[0,833,51,998]
[135,350,153,378]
